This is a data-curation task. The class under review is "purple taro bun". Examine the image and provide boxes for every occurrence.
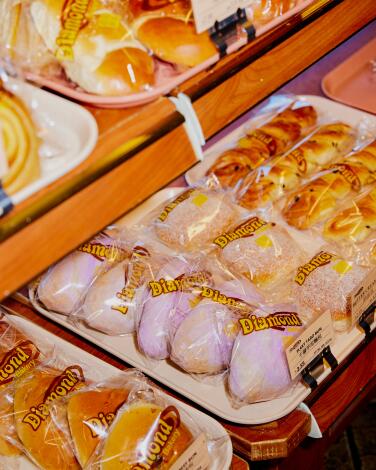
[170,279,262,375]
[81,260,141,335]
[154,188,237,250]
[37,235,117,315]
[137,257,205,360]
[229,307,303,404]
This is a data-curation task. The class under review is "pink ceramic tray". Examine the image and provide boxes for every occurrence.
[27,1,313,108]
[322,38,376,115]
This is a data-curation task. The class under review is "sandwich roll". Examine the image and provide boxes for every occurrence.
[67,388,130,467]
[14,365,86,469]
[283,140,376,230]
[96,402,193,469]
[240,122,355,209]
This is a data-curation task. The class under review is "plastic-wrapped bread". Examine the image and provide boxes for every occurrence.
[214,216,306,289]
[29,0,155,95]
[80,246,150,335]
[37,233,123,315]
[251,0,298,25]
[129,0,217,68]
[239,122,356,209]
[206,104,318,187]
[137,256,211,360]
[283,140,376,230]
[229,305,304,404]
[292,250,370,332]
[12,364,86,469]
[170,279,262,375]
[152,188,238,251]
[323,186,376,244]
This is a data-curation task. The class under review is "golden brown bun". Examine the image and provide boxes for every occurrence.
[283,140,376,229]
[0,392,21,457]
[239,122,355,209]
[135,17,217,67]
[323,187,376,243]
[0,86,40,195]
[205,148,257,187]
[128,0,191,19]
[67,388,129,467]
[99,402,193,469]
[14,366,85,469]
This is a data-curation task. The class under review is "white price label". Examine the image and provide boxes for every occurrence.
[349,267,376,325]
[285,310,334,380]
[191,0,250,33]
[170,433,210,470]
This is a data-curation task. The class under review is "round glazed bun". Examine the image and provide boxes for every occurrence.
[135,17,217,67]
[67,388,130,467]
[154,189,237,250]
[14,367,82,470]
[81,260,140,335]
[219,222,304,287]
[30,0,155,95]
[98,402,192,469]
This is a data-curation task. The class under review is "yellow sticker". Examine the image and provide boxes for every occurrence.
[192,193,208,207]
[332,260,352,276]
[255,234,273,248]
[97,13,121,29]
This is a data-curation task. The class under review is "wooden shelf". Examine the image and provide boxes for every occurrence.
[0,0,374,300]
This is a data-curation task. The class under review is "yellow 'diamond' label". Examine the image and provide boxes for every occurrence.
[192,193,208,207]
[332,260,352,276]
[255,234,273,248]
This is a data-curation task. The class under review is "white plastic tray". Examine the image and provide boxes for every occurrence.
[28,186,375,424]
[1,313,232,470]
[3,78,98,206]
[185,95,376,186]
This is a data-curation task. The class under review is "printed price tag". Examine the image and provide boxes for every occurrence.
[285,310,334,380]
[191,0,250,33]
[170,433,210,470]
[349,267,376,325]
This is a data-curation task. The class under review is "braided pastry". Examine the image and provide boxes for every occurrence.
[238,122,355,209]
[206,105,317,187]
[323,186,376,243]
[283,140,376,230]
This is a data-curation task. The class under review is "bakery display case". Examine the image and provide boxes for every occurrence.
[0,1,375,469]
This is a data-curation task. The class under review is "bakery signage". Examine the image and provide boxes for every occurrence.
[285,310,334,380]
[0,341,40,385]
[191,0,250,33]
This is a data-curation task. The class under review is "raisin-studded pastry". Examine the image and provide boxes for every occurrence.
[215,216,305,288]
[129,0,217,67]
[207,105,318,187]
[283,140,376,230]
[30,0,155,95]
[323,186,376,243]
[293,250,370,332]
[239,122,355,209]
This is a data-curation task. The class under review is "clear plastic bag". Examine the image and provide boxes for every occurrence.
[292,249,371,332]
[282,139,376,230]
[237,121,357,210]
[228,303,308,405]
[35,232,127,316]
